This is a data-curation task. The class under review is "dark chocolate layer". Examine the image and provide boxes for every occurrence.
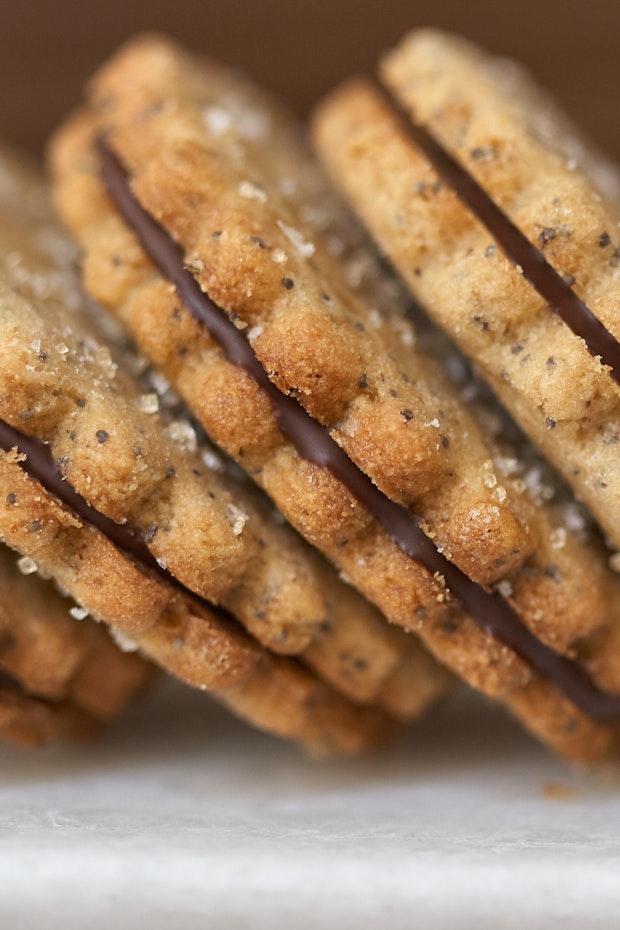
[97,140,620,721]
[0,667,20,691]
[370,77,620,384]
[0,418,237,625]
[0,419,161,573]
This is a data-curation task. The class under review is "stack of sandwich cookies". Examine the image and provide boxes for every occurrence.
[0,144,152,746]
[0,543,152,746]
[50,34,620,760]
[0,139,446,756]
[125,358,441,720]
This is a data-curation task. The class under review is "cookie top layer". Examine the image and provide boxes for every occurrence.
[51,34,620,759]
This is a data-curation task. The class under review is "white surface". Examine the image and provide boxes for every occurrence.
[0,683,619,929]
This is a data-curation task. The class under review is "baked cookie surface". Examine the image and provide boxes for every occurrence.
[0,141,410,755]
[51,34,620,760]
[313,28,620,558]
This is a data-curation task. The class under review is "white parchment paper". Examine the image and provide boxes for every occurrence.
[1,681,618,929]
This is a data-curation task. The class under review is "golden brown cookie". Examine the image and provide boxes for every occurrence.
[0,543,152,746]
[50,34,620,760]
[0,140,410,755]
[0,687,97,747]
[313,29,620,559]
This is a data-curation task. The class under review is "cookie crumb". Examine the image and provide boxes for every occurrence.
[138,393,159,414]
[247,324,264,341]
[69,606,89,621]
[276,220,315,257]
[149,370,171,395]
[201,448,223,471]
[550,527,567,550]
[227,503,249,535]
[143,524,158,542]
[110,629,140,653]
[17,556,37,575]
[238,180,267,203]
[609,552,620,572]
[185,254,204,274]
[166,419,197,452]
[202,105,232,136]
[497,580,513,598]
[541,781,576,801]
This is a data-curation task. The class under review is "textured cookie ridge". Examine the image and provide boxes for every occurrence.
[50,34,620,759]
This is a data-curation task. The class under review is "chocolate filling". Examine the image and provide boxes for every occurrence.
[0,419,162,573]
[98,140,620,721]
[0,418,233,618]
[370,77,620,384]
[0,667,20,691]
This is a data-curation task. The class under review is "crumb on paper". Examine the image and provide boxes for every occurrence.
[540,781,577,801]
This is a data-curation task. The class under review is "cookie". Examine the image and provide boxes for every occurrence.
[50,34,620,760]
[0,141,412,755]
[0,685,98,747]
[125,349,442,720]
[313,28,620,561]
[0,543,152,746]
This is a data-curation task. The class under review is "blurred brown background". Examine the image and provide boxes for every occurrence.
[2,0,619,158]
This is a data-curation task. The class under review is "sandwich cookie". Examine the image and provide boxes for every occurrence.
[52,35,620,759]
[0,142,402,755]
[313,28,620,555]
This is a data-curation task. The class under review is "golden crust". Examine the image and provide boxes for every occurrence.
[1,142,445,731]
[319,30,620,552]
[50,34,620,759]
[0,144,419,753]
